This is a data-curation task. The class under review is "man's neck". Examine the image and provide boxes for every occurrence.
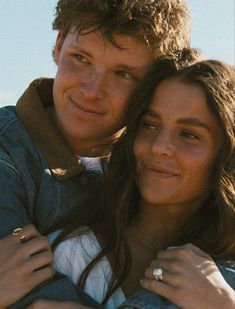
[68,137,115,157]
[52,109,124,157]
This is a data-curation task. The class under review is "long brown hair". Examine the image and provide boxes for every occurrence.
[53,51,235,304]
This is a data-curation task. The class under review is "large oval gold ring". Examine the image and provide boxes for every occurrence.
[12,227,27,242]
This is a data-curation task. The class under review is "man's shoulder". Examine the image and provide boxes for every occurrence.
[0,105,41,166]
[0,105,17,125]
[0,105,29,139]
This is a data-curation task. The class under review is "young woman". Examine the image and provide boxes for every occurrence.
[50,53,235,309]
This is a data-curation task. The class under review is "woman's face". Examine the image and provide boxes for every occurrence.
[134,78,224,210]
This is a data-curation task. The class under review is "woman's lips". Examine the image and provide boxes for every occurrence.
[146,163,178,178]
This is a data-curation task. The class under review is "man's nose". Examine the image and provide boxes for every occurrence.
[80,71,106,100]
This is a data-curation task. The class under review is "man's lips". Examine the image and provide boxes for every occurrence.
[146,163,178,177]
[69,98,105,115]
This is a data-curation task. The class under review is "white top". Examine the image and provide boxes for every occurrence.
[78,156,103,172]
[53,230,126,309]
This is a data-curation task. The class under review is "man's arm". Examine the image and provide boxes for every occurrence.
[0,159,102,308]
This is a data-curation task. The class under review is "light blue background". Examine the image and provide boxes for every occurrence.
[0,0,234,107]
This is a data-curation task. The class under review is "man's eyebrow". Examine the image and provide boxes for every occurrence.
[70,46,93,58]
[115,63,144,72]
[71,45,147,72]
[144,110,211,132]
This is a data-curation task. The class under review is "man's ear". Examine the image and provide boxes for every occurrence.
[53,31,63,64]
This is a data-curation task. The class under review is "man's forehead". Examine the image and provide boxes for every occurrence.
[68,27,148,50]
[64,28,155,72]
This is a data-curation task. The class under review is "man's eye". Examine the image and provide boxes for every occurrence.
[116,70,132,78]
[74,54,88,63]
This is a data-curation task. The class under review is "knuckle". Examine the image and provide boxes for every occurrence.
[43,266,55,278]
[148,279,158,291]
[42,251,54,264]
[11,244,24,259]
[169,261,181,273]
[25,224,37,234]
[149,260,157,268]
[175,287,188,305]
[157,250,165,259]
[176,248,193,260]
[144,267,152,277]
[40,235,50,247]
[21,259,35,274]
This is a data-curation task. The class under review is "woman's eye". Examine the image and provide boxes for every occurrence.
[141,121,160,131]
[181,130,199,140]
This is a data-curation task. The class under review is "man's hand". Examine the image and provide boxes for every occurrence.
[0,224,54,308]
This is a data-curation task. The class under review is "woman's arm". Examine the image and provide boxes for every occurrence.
[141,244,235,309]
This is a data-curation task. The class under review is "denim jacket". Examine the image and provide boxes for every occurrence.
[118,262,235,309]
[1,79,234,308]
[0,79,103,308]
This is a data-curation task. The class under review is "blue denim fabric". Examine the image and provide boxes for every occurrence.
[1,105,234,308]
[0,106,102,307]
[118,263,235,309]
[218,262,235,289]
[118,289,177,309]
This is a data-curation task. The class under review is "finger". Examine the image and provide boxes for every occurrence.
[20,236,52,257]
[10,224,41,244]
[157,244,210,261]
[26,251,54,272]
[145,265,183,287]
[174,243,211,259]
[25,299,53,309]
[29,266,55,287]
[140,278,177,300]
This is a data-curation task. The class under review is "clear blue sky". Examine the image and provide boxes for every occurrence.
[0,0,234,107]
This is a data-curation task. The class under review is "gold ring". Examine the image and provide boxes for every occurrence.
[12,228,27,241]
[153,267,163,281]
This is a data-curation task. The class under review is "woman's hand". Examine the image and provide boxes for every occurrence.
[26,300,93,309]
[141,243,235,309]
[0,224,54,308]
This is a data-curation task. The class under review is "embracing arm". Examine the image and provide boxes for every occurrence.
[0,225,54,308]
[0,161,102,308]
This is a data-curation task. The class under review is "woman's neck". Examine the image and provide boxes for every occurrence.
[122,200,203,296]
[133,199,201,250]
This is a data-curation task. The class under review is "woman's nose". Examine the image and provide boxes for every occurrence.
[151,130,174,157]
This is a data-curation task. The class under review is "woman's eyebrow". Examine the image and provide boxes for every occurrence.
[145,110,211,132]
[177,118,211,132]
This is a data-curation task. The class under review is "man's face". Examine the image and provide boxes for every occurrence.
[53,30,154,155]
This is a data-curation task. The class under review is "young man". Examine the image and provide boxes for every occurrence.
[0,0,190,307]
